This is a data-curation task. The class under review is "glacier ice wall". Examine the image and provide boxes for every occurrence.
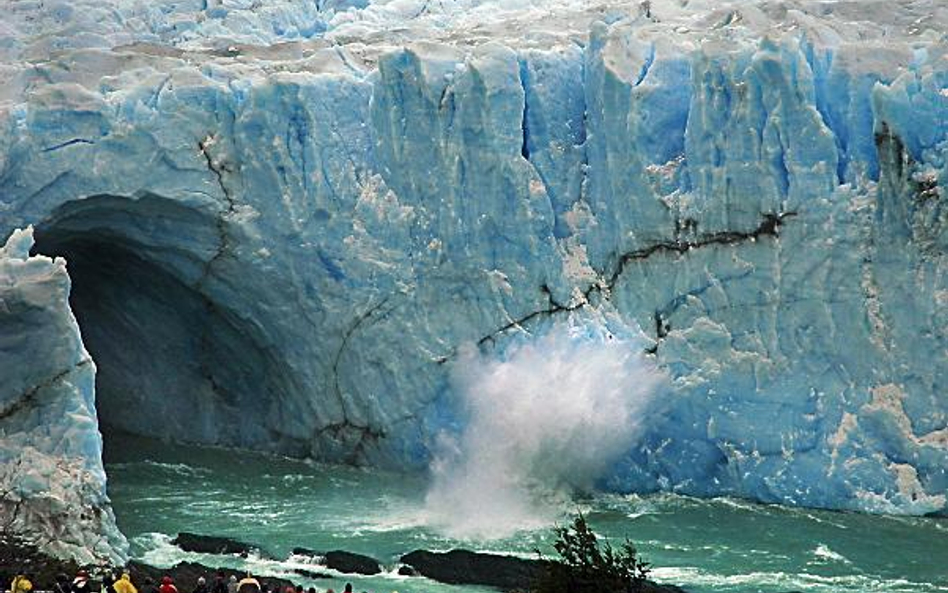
[0,0,946,558]
[0,228,127,563]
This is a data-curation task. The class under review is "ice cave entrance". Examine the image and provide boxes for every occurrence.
[32,193,286,449]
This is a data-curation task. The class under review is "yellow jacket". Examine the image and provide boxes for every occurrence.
[11,576,33,593]
[113,576,137,593]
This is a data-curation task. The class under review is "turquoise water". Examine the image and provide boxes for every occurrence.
[104,434,948,593]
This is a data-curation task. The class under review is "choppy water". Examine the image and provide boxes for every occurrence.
[104,433,948,593]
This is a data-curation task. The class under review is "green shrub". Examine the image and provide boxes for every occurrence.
[534,513,651,593]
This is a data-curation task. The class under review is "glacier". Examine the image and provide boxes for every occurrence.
[0,0,946,562]
[0,227,126,563]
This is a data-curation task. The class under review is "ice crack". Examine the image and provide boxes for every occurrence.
[458,212,796,355]
[40,138,96,153]
[604,211,797,287]
[0,360,92,421]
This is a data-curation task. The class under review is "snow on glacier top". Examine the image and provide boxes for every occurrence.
[0,0,943,109]
[2,0,946,66]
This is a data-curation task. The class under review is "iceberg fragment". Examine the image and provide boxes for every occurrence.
[0,227,127,564]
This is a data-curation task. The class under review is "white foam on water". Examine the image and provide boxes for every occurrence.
[812,543,852,564]
[423,320,665,540]
[650,565,941,593]
[110,460,212,477]
[134,532,206,567]
[349,512,430,534]
[713,497,767,513]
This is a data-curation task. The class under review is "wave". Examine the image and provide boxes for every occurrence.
[130,533,504,593]
[811,543,851,564]
[651,566,947,593]
[133,533,209,568]
[712,497,767,513]
[109,460,212,477]
[346,513,429,534]
[133,533,355,580]
[128,521,948,593]
[594,491,870,530]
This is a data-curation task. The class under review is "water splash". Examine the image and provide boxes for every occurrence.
[424,319,666,539]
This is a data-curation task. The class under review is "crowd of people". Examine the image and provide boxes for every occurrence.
[7,571,382,593]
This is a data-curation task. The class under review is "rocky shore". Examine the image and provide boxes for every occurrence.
[0,534,689,593]
[0,536,296,593]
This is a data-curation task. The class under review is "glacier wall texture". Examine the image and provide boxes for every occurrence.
[0,228,127,563]
[0,0,946,559]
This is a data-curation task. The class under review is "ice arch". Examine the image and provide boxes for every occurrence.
[32,194,298,449]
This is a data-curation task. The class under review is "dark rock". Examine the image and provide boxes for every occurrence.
[640,581,689,593]
[538,564,688,593]
[323,551,382,575]
[0,538,294,593]
[0,538,686,593]
[171,533,259,557]
[292,568,334,580]
[291,547,317,557]
[400,549,548,590]
[290,548,381,576]
[128,561,295,591]
[0,535,79,588]
[400,549,689,593]
[396,565,416,577]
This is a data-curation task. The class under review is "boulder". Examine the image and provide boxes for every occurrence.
[399,549,689,593]
[290,548,382,575]
[171,533,259,557]
[396,565,416,577]
[399,549,547,590]
[324,551,382,575]
[291,547,317,557]
[292,569,334,580]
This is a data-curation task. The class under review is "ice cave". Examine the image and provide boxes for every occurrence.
[32,193,295,449]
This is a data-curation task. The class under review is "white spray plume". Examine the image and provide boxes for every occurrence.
[424,320,665,539]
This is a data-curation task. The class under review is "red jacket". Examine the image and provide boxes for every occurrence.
[159,584,178,593]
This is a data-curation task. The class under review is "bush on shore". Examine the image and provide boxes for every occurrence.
[534,513,651,593]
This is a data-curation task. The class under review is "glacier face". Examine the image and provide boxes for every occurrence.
[0,0,946,559]
[0,228,127,563]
